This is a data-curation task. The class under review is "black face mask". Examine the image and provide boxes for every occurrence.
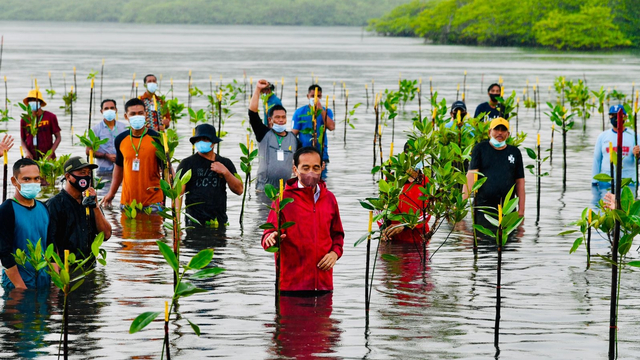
[489,93,500,102]
[69,173,91,192]
[610,116,617,129]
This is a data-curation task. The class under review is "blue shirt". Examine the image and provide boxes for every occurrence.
[263,93,283,125]
[592,128,640,184]
[0,199,51,289]
[91,120,128,171]
[292,105,334,161]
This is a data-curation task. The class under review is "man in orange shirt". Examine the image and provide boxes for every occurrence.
[139,74,170,131]
[100,98,164,210]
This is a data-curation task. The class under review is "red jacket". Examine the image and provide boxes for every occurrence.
[262,178,344,291]
[383,176,432,244]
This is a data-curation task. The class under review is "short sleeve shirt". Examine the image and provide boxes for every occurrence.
[91,120,128,171]
[292,105,333,161]
[20,110,61,160]
[469,141,524,208]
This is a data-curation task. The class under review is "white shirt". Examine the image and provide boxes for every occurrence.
[298,180,320,203]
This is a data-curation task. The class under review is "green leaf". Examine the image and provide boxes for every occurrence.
[594,173,612,182]
[264,184,277,201]
[280,221,295,229]
[259,223,276,230]
[190,267,225,280]
[524,147,537,160]
[70,278,85,292]
[187,318,201,336]
[175,282,208,297]
[570,237,584,254]
[91,232,104,258]
[279,197,294,208]
[558,230,578,236]
[265,246,279,253]
[186,249,214,270]
[156,241,179,274]
[473,225,495,238]
[129,311,161,334]
[627,261,640,268]
[381,254,400,261]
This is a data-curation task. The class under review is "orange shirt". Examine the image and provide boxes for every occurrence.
[114,129,163,206]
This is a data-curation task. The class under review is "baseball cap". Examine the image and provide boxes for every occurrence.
[64,156,98,174]
[489,117,509,131]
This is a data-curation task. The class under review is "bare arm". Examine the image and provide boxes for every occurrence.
[5,266,27,289]
[99,164,123,207]
[249,80,268,113]
[50,132,62,156]
[515,177,525,217]
[323,109,335,131]
[464,169,478,200]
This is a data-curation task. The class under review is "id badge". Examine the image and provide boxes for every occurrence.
[277,150,284,161]
[132,158,140,172]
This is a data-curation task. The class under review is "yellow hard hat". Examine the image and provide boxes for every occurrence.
[23,89,47,107]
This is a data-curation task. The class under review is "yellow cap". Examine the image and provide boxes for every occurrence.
[23,89,47,107]
[489,117,509,131]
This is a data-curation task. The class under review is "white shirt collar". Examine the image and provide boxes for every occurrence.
[297,180,320,203]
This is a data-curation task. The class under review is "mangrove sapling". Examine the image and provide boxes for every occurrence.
[129,242,224,360]
[34,151,71,190]
[562,208,598,270]
[564,79,593,130]
[495,90,518,120]
[397,79,418,110]
[342,102,361,146]
[47,71,56,99]
[12,239,48,289]
[238,138,257,226]
[161,97,186,128]
[36,233,108,360]
[259,182,295,306]
[546,104,575,187]
[524,134,550,223]
[76,129,108,163]
[592,87,607,131]
[472,187,524,349]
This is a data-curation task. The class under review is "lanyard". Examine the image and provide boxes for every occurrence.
[273,131,284,147]
[130,128,147,158]
[105,121,118,140]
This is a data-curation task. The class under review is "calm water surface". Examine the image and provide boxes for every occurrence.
[0,21,640,359]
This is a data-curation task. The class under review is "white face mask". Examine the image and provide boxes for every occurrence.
[309,98,315,107]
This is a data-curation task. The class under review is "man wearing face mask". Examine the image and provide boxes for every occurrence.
[100,98,164,209]
[262,147,344,294]
[0,159,51,290]
[474,83,502,121]
[291,85,335,178]
[87,99,127,177]
[139,74,170,131]
[20,89,62,160]
[591,105,640,205]
[176,124,243,226]
[249,79,301,192]
[46,157,112,259]
[464,118,525,219]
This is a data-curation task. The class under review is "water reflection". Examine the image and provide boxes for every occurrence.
[0,289,51,359]
[269,294,341,360]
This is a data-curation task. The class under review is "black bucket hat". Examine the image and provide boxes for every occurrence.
[451,101,467,112]
[190,124,222,144]
[64,156,98,174]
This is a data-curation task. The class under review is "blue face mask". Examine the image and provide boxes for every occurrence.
[195,141,212,153]
[146,82,158,94]
[129,115,146,130]
[103,109,116,121]
[272,123,287,133]
[17,180,41,200]
[489,137,506,148]
[29,101,40,111]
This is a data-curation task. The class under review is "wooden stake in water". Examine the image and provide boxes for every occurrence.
[418,83,422,120]
[536,134,541,223]
[365,211,373,312]
[634,92,639,199]
[516,97,520,133]
[164,301,171,360]
[343,89,349,146]
[100,59,104,102]
[373,94,380,168]
[4,76,7,113]
[495,204,503,349]
[188,70,192,122]
[88,79,94,131]
[610,142,615,191]
[249,77,253,99]
[371,79,375,98]
[295,77,298,109]
[276,179,284,306]
[456,83,460,101]
[280,77,284,100]
[586,209,592,270]
[2,150,7,202]
[70,86,74,133]
[217,90,223,154]
[472,173,478,252]
[481,74,484,93]
[365,83,369,108]
[48,71,53,96]
[550,124,555,165]
[463,70,467,98]
[609,110,624,360]
[73,66,77,102]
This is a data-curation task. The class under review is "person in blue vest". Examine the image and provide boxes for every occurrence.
[291,84,335,178]
[0,158,50,290]
[591,105,640,207]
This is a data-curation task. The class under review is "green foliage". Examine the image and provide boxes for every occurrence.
[162,97,186,125]
[123,199,143,219]
[34,151,71,188]
[473,186,524,246]
[0,0,408,26]
[260,184,295,253]
[61,90,77,112]
[371,0,636,50]
[76,129,109,152]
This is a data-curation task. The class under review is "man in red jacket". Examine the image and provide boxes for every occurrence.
[262,146,344,294]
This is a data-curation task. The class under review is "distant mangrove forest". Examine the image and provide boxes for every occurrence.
[368,0,640,50]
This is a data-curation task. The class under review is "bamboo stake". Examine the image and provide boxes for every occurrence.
[550,124,555,165]
[280,77,284,100]
[536,134,541,222]
[635,92,639,199]
[88,79,94,131]
[164,301,171,360]
[2,150,7,202]
[365,211,373,312]
[609,111,624,359]
[217,90,222,154]
[70,86,74,134]
[365,83,369,108]
[343,90,348,146]
[586,209,592,270]
[73,67,77,102]
[373,94,379,168]
[295,77,298,109]
[463,70,467,98]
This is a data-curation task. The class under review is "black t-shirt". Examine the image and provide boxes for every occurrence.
[469,141,524,208]
[176,153,238,225]
[46,189,99,258]
[474,102,501,120]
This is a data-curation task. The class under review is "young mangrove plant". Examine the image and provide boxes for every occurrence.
[592,87,607,131]
[524,134,550,223]
[260,182,295,306]
[564,79,593,130]
[472,187,523,349]
[13,233,108,360]
[398,79,418,110]
[546,103,575,187]
[238,137,257,226]
[129,242,224,360]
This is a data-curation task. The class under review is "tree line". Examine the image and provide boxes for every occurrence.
[368,0,640,50]
[0,0,409,27]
